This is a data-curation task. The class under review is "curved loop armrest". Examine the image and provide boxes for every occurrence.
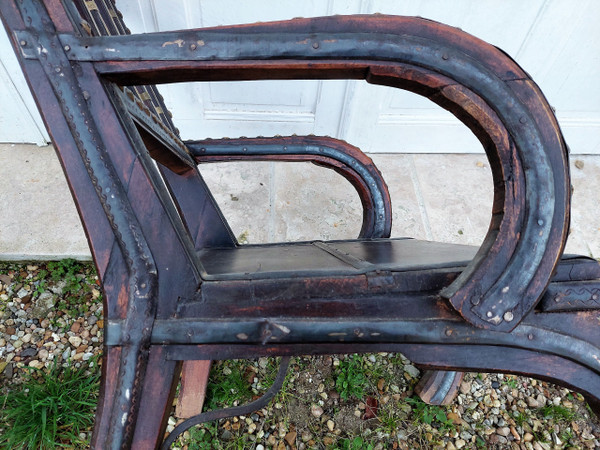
[187,135,392,239]
[78,15,571,330]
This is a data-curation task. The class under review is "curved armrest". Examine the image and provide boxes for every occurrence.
[187,135,392,239]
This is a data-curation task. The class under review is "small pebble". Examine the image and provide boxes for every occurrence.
[310,405,323,417]
[497,426,511,437]
[327,420,335,432]
[68,336,82,348]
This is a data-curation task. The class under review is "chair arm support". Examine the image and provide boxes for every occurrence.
[187,136,392,239]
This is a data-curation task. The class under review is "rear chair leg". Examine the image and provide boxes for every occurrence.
[415,370,464,405]
[176,360,212,418]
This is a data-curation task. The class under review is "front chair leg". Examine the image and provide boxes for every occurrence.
[130,347,182,450]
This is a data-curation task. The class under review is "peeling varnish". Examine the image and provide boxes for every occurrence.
[328,332,347,337]
[272,323,290,334]
[162,39,185,48]
[488,315,502,325]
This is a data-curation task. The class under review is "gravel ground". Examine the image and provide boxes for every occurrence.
[1,260,600,449]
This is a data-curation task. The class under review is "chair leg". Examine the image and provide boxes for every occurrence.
[92,346,180,449]
[176,360,212,418]
[129,347,182,450]
[415,370,464,405]
[91,346,122,447]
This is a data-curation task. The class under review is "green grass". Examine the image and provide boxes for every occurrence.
[0,358,100,449]
[513,410,530,427]
[537,404,577,421]
[204,360,254,411]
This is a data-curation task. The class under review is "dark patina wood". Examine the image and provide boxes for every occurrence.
[1,1,598,449]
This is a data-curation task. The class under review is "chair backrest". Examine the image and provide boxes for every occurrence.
[2,0,238,321]
[68,0,238,248]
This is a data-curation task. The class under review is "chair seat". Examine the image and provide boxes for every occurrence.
[198,238,478,280]
[179,239,600,321]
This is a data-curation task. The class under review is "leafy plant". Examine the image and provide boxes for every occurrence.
[47,259,92,315]
[406,396,455,433]
[335,436,375,450]
[334,355,368,400]
[0,358,100,449]
[182,424,219,450]
[503,376,519,389]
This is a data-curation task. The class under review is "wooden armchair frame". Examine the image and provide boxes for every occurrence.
[2,1,599,448]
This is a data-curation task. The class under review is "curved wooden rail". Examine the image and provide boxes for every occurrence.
[188,135,392,239]
[81,15,570,330]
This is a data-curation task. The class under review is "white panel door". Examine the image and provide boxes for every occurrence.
[0,24,48,145]
[117,0,599,154]
[118,0,368,140]
[1,1,597,153]
[343,0,600,154]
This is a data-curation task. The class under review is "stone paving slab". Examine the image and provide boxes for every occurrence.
[1,143,599,260]
[0,144,89,261]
